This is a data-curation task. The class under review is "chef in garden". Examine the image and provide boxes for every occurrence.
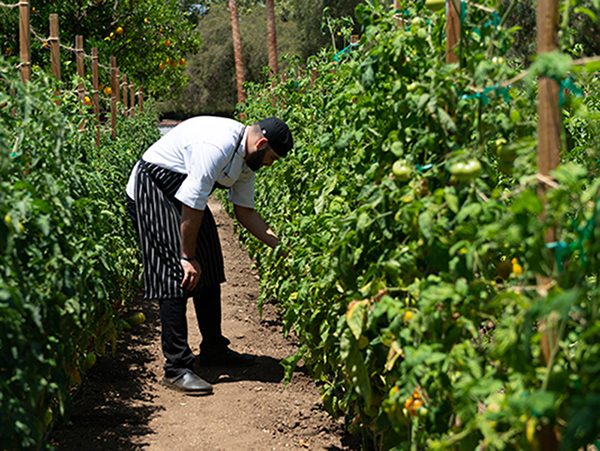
[125,116,293,395]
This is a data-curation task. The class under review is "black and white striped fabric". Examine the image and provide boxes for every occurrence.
[134,159,225,300]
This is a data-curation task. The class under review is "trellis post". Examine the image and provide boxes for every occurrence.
[49,14,60,80]
[92,48,100,147]
[110,57,117,139]
[76,35,85,131]
[129,81,135,118]
[446,0,461,64]
[19,0,30,82]
[138,86,144,115]
[536,0,561,449]
[121,73,128,117]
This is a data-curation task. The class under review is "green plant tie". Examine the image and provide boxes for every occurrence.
[416,163,433,172]
[333,42,359,63]
[549,75,584,106]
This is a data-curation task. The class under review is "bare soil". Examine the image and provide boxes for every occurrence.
[50,199,360,451]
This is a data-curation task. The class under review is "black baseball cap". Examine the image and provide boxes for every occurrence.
[258,117,293,157]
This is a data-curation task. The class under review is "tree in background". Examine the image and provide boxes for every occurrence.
[266,0,278,75]
[0,0,200,98]
[229,0,247,104]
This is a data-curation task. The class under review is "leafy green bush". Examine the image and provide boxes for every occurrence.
[0,56,155,449]
[236,1,600,449]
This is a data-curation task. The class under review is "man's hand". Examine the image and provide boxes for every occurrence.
[181,258,202,291]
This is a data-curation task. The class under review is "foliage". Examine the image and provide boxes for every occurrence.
[0,0,201,99]
[0,57,153,449]
[233,0,600,449]
[158,1,302,118]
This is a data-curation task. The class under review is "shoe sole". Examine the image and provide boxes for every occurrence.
[161,378,213,396]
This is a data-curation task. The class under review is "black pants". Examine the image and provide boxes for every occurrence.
[127,195,229,376]
[159,286,230,377]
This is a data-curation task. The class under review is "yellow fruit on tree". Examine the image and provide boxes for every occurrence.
[180,58,186,66]
[512,258,523,275]
[103,86,112,96]
[116,26,124,34]
[84,96,92,106]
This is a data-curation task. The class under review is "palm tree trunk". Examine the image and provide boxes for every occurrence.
[266,0,278,76]
[228,0,246,104]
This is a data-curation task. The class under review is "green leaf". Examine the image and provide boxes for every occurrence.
[340,329,372,406]
[510,189,543,215]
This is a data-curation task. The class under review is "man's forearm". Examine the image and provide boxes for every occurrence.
[181,204,204,258]
[234,205,280,249]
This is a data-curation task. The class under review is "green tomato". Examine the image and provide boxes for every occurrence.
[84,352,97,371]
[497,141,518,163]
[425,0,445,11]
[450,159,481,182]
[407,82,418,92]
[128,312,146,327]
[497,159,514,175]
[392,160,412,182]
[417,28,427,39]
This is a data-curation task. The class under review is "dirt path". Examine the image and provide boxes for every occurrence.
[50,199,359,451]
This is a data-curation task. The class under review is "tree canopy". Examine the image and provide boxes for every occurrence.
[0,0,201,97]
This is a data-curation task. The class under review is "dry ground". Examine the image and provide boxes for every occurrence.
[50,199,360,451]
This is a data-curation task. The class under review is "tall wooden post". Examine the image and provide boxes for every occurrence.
[110,57,117,139]
[138,86,144,115]
[76,36,85,132]
[129,82,135,118]
[446,0,461,64]
[92,48,100,147]
[49,14,60,80]
[121,73,128,117]
[228,0,246,104]
[19,0,31,82]
[115,68,121,104]
[393,0,403,27]
[536,0,560,450]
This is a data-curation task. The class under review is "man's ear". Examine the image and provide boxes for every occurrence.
[255,136,269,151]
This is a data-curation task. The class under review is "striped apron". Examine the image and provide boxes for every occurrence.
[133,159,226,300]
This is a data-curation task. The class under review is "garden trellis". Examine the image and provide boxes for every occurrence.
[3,0,144,145]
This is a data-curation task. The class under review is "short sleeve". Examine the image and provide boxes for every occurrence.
[228,169,255,208]
[175,143,228,210]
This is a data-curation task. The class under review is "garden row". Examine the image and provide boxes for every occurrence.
[235,1,600,449]
[0,58,153,449]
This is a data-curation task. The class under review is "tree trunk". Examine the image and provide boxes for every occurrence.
[228,0,246,104]
[266,0,278,76]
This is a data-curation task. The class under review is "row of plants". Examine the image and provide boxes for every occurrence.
[0,58,153,449]
[235,0,600,449]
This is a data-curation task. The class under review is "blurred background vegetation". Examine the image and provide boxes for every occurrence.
[1,0,599,120]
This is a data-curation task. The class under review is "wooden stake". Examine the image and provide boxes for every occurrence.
[138,86,144,115]
[447,0,461,64]
[49,14,60,80]
[76,35,85,132]
[129,82,135,118]
[110,57,117,139]
[19,0,31,82]
[115,67,121,104]
[92,48,100,147]
[121,73,128,117]
[393,0,403,27]
[536,0,560,449]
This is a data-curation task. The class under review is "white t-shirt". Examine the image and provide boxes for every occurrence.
[126,116,255,210]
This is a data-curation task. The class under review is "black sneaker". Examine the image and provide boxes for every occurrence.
[196,348,257,367]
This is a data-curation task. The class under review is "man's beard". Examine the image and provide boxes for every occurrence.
[246,147,268,172]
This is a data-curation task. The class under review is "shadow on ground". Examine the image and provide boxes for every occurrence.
[49,295,162,450]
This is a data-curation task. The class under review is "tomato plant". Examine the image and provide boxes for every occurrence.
[233,1,600,449]
[0,55,155,449]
